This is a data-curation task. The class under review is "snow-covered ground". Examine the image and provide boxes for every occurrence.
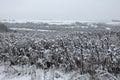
[106,27,111,30]
[10,28,56,32]
[0,65,88,80]
[0,19,108,24]
[0,65,119,80]
[0,19,78,24]
[106,22,120,25]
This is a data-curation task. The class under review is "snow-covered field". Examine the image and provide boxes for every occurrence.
[0,19,100,24]
[10,28,56,32]
[0,22,120,80]
[0,64,88,80]
[0,65,119,80]
[1,19,120,25]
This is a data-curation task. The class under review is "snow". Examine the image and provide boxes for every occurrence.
[10,28,55,32]
[6,75,31,80]
[0,19,104,25]
[10,28,33,31]
[106,22,120,25]
[0,65,90,80]
[0,19,76,24]
[37,29,55,32]
[106,27,111,30]
[81,26,88,28]
[0,65,119,80]
[0,28,120,80]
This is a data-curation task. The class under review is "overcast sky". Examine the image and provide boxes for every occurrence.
[0,0,120,21]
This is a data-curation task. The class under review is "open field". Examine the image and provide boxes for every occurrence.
[0,21,120,80]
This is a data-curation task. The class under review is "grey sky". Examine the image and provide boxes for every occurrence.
[0,0,120,21]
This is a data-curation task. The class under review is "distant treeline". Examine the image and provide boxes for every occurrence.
[3,22,120,32]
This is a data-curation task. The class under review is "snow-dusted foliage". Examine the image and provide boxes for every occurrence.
[0,31,120,80]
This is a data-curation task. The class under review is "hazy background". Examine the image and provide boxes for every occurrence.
[0,0,120,21]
